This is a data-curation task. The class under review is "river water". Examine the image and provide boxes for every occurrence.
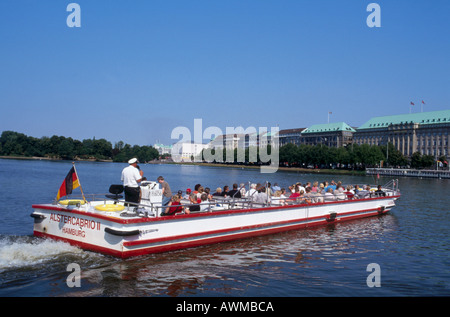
[0,159,448,297]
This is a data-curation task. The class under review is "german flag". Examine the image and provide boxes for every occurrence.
[56,166,80,200]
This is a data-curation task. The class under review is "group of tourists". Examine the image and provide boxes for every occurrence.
[121,157,386,217]
[161,180,386,216]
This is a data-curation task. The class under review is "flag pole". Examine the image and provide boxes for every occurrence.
[72,162,87,202]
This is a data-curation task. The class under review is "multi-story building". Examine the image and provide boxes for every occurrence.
[353,110,450,157]
[209,134,247,150]
[300,122,356,148]
[279,128,305,146]
[170,141,209,162]
[153,143,172,156]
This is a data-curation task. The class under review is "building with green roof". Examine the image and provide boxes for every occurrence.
[354,110,450,157]
[301,122,356,148]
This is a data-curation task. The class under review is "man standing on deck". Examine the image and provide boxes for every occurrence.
[121,158,143,206]
[157,176,172,206]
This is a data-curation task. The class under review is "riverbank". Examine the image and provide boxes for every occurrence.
[151,161,366,176]
[0,155,366,176]
[0,155,113,162]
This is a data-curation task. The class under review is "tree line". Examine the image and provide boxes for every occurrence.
[200,142,447,170]
[280,143,447,169]
[2,130,445,169]
[0,131,159,163]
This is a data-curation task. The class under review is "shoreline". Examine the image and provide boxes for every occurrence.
[0,155,113,162]
[1,155,365,175]
[153,161,367,176]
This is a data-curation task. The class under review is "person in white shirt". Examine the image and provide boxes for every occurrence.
[246,183,258,201]
[254,187,270,205]
[324,188,336,202]
[121,158,143,206]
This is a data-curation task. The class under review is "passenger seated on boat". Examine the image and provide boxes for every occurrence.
[212,187,222,196]
[196,186,205,200]
[246,183,258,201]
[318,183,325,194]
[288,185,295,195]
[254,187,270,205]
[334,185,347,201]
[355,186,370,199]
[222,185,230,197]
[366,185,374,197]
[296,182,306,194]
[204,187,213,200]
[296,189,306,204]
[272,183,281,192]
[183,188,192,200]
[324,188,336,202]
[344,185,355,200]
[161,195,185,216]
[303,187,314,204]
[374,185,386,197]
[267,182,273,196]
[288,186,300,202]
[187,193,200,212]
[271,190,286,206]
[311,182,319,193]
[199,193,211,212]
[193,184,201,194]
[314,191,324,203]
[228,183,242,198]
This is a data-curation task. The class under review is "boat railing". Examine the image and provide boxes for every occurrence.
[138,183,400,217]
[53,180,400,218]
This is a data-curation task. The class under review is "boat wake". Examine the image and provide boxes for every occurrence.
[0,235,85,271]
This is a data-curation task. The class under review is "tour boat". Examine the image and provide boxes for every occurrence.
[31,178,401,258]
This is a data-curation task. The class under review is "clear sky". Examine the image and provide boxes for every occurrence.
[1,0,449,146]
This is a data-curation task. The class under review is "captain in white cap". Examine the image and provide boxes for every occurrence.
[121,158,144,206]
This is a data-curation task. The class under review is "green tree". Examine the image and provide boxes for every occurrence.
[421,155,435,168]
[58,137,75,159]
[383,143,407,167]
[410,152,422,168]
[279,143,298,165]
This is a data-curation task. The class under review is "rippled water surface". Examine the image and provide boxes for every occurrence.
[0,159,449,296]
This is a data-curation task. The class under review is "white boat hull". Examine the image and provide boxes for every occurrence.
[31,194,399,258]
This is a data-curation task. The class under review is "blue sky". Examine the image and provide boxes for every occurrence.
[1,0,449,146]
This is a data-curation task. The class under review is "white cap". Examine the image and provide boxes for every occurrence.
[128,158,138,164]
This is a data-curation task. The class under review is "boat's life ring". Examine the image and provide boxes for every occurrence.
[95,204,125,212]
[58,199,86,206]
